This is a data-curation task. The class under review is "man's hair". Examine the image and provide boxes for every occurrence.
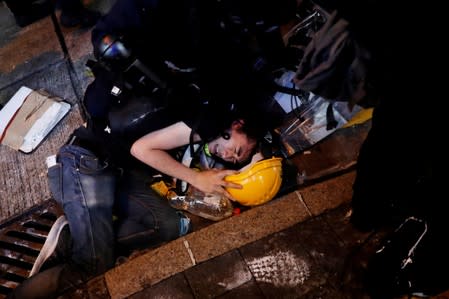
[227,93,284,142]
[232,113,267,142]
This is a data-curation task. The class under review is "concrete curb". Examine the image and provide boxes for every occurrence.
[103,171,356,299]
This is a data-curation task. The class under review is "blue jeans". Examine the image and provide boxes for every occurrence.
[51,144,189,268]
[8,144,189,298]
[48,144,116,273]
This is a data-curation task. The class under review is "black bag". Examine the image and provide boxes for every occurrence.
[365,217,448,298]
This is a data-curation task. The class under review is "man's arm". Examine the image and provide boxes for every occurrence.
[130,121,241,198]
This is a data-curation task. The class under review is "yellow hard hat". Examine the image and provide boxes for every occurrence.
[225,157,283,206]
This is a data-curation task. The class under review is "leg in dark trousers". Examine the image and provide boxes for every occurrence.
[58,0,100,27]
[3,0,53,27]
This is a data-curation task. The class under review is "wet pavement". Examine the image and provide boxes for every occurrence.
[59,172,384,299]
[1,2,443,299]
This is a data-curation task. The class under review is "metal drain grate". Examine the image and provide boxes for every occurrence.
[0,200,63,298]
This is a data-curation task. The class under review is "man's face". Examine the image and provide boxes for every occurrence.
[208,127,256,164]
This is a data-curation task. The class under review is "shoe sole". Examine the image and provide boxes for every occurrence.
[29,215,69,277]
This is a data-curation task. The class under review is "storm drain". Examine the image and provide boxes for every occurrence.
[0,199,63,298]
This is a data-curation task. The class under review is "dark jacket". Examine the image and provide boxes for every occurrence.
[91,0,290,109]
[89,0,286,141]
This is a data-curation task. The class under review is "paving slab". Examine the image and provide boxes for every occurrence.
[215,280,265,298]
[128,273,194,299]
[239,228,321,298]
[184,250,252,299]
[299,170,356,216]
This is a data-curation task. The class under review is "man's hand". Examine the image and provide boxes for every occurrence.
[191,169,242,200]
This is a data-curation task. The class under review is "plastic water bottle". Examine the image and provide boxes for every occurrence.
[167,187,233,221]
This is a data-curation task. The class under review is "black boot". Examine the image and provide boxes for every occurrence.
[7,262,92,299]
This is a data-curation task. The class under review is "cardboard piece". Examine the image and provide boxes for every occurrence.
[0,86,71,153]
